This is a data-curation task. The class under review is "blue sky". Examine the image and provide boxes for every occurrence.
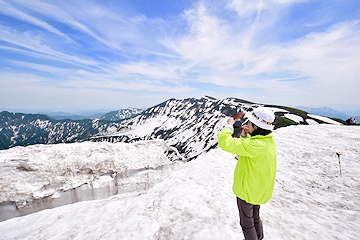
[0,0,359,116]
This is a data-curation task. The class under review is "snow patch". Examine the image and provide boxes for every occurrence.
[308,114,342,125]
[284,113,303,123]
[267,107,289,114]
[34,119,50,129]
[306,119,319,125]
[10,126,19,143]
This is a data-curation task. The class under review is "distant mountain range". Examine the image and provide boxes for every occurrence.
[0,97,345,160]
[41,112,104,120]
[41,108,142,121]
[295,106,349,121]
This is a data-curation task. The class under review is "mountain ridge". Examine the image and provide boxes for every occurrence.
[0,97,344,159]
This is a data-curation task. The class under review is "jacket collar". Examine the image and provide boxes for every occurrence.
[250,132,273,139]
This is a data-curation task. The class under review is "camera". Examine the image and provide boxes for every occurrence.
[232,112,247,138]
[234,120,242,129]
[233,112,246,129]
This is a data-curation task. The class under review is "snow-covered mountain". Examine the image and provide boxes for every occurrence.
[0,111,124,150]
[0,108,142,149]
[91,97,342,160]
[1,125,359,239]
[0,97,343,160]
[100,108,143,121]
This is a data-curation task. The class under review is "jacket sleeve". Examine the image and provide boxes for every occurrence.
[218,128,261,158]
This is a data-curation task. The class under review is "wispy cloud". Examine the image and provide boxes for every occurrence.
[0,0,74,43]
[7,0,124,51]
[0,27,99,69]
[7,60,195,94]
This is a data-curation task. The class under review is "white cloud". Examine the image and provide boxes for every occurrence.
[286,21,360,85]
[226,0,266,17]
[162,3,248,71]
[283,21,360,105]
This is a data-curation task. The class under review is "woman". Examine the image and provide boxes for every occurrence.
[218,107,277,240]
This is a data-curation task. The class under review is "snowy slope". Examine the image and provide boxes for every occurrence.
[0,125,359,239]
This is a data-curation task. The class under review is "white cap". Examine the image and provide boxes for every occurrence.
[245,107,275,130]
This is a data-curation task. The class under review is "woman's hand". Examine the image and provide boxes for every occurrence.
[227,117,236,125]
[241,125,249,137]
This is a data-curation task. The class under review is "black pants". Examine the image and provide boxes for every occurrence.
[236,197,264,240]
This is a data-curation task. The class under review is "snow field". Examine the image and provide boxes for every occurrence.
[0,125,359,239]
[0,149,241,240]
[269,125,360,239]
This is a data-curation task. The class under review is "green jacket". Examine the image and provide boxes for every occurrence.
[218,127,276,205]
